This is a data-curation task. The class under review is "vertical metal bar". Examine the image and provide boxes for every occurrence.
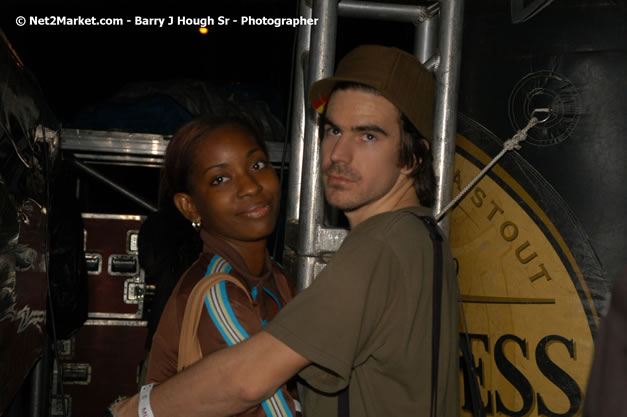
[295,0,338,289]
[431,0,464,235]
[414,12,438,64]
[28,353,47,417]
[285,0,313,224]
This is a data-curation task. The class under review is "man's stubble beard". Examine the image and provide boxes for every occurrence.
[323,161,365,212]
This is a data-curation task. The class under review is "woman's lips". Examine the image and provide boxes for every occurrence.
[240,202,271,218]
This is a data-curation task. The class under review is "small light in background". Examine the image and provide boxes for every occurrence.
[199,27,209,35]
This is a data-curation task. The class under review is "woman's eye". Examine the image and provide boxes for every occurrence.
[253,160,268,170]
[211,176,225,185]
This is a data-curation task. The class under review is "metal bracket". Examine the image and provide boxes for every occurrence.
[62,363,92,385]
[123,276,146,304]
[108,254,139,276]
[34,124,60,156]
[50,395,72,416]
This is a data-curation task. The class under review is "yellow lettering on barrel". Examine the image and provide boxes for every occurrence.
[500,221,519,242]
[515,242,538,264]
[529,263,552,282]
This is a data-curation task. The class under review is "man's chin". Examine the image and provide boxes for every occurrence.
[325,194,362,213]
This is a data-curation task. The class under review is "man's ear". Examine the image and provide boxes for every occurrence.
[400,138,429,175]
[400,157,417,175]
[173,192,200,223]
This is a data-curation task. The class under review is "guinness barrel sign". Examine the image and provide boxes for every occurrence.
[450,115,609,417]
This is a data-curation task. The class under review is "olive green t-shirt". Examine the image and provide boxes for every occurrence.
[264,206,459,417]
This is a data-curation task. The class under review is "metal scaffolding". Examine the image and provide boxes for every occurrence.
[284,0,465,290]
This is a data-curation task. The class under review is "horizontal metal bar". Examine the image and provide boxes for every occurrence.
[87,312,142,320]
[62,128,288,164]
[338,0,436,23]
[72,159,158,212]
[81,213,143,221]
[84,319,148,327]
[70,153,165,166]
[61,128,169,156]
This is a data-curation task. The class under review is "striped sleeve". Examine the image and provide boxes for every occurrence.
[204,281,250,346]
[202,280,294,417]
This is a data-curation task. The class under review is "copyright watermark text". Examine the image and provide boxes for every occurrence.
[15,15,319,29]
[16,16,124,27]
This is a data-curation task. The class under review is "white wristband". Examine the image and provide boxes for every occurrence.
[138,384,155,417]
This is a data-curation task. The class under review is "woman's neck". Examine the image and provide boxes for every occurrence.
[224,239,268,276]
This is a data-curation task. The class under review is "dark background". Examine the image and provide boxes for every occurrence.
[1,3,624,416]
[1,1,624,284]
[0,2,423,126]
[0,2,299,124]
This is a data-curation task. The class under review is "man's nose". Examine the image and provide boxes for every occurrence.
[326,135,352,164]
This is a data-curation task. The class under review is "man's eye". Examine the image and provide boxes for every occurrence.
[363,133,376,142]
[211,176,224,185]
[325,127,341,137]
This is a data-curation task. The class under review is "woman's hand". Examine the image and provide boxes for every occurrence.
[108,393,139,417]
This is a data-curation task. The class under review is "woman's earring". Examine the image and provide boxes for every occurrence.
[191,219,201,232]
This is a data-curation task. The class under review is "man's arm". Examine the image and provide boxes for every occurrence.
[113,331,309,417]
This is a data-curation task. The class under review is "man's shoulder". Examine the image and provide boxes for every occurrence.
[332,207,436,264]
[349,206,434,240]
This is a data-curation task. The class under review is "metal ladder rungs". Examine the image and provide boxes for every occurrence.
[338,0,438,23]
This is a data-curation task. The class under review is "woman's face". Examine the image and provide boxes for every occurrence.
[180,124,280,246]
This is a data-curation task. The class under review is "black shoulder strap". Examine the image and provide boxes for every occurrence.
[337,213,443,417]
[338,386,350,417]
[413,215,444,417]
[418,215,486,417]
